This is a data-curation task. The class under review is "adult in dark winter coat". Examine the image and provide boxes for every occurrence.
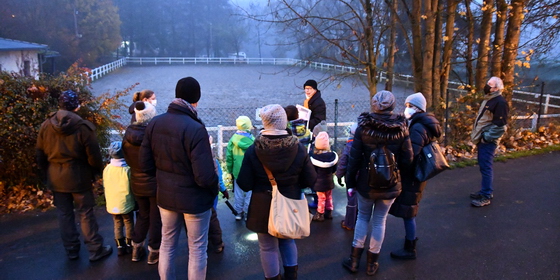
[36,90,113,262]
[122,101,162,264]
[389,92,442,260]
[342,90,413,276]
[237,104,317,280]
[139,77,218,280]
[303,79,326,132]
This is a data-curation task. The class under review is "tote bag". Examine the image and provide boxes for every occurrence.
[414,141,449,182]
[263,166,311,239]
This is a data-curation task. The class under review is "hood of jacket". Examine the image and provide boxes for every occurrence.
[124,124,147,146]
[49,110,93,135]
[357,112,408,142]
[409,113,442,138]
[254,134,300,173]
[311,152,338,168]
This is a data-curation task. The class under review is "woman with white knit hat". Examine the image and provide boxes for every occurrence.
[389,92,442,260]
[237,104,317,280]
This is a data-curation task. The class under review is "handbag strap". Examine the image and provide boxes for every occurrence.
[262,165,278,189]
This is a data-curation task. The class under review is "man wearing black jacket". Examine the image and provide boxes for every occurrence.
[140,77,218,280]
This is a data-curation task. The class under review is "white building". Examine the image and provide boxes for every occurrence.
[0,37,48,78]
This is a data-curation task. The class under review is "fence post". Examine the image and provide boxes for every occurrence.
[531,113,538,132]
[334,99,339,151]
[536,82,545,129]
[544,94,550,114]
[217,125,224,160]
[444,88,450,146]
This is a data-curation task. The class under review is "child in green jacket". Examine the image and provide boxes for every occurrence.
[226,116,255,221]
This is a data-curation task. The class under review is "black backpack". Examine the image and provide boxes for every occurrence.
[367,145,398,189]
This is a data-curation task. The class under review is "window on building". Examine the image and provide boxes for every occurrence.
[24,60,31,76]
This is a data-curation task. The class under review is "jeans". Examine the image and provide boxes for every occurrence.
[257,233,298,278]
[353,193,395,254]
[112,212,134,240]
[233,180,252,215]
[53,191,104,255]
[158,207,211,280]
[133,196,162,249]
[403,217,416,241]
[316,190,333,214]
[477,142,497,197]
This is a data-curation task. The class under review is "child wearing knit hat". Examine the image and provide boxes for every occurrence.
[226,116,255,221]
[309,131,339,222]
[103,141,135,256]
[284,105,312,148]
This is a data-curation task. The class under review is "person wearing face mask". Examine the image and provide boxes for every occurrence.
[388,92,442,260]
[470,77,509,207]
[129,89,157,123]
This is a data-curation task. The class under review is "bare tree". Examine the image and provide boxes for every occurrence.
[475,0,495,92]
[491,0,508,77]
[501,0,527,102]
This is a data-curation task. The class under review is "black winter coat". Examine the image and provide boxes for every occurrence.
[310,151,338,192]
[237,134,317,234]
[307,91,326,131]
[139,103,218,214]
[123,123,157,197]
[346,112,413,200]
[36,110,104,193]
[390,112,442,218]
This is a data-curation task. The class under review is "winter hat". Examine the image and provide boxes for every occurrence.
[371,90,396,113]
[108,141,124,159]
[315,131,330,150]
[134,101,157,124]
[58,90,80,111]
[405,92,427,112]
[236,116,253,131]
[175,77,201,103]
[312,120,328,137]
[303,79,318,90]
[260,104,288,130]
[284,105,299,121]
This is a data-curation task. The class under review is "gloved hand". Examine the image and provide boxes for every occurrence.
[347,188,355,197]
[221,190,230,200]
[337,176,345,187]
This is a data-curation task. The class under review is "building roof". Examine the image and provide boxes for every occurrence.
[0,37,48,51]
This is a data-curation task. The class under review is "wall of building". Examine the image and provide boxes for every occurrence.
[0,50,41,78]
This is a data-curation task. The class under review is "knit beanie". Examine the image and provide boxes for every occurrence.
[303,79,318,90]
[405,92,427,112]
[314,131,330,150]
[371,90,396,113]
[59,90,80,111]
[236,116,253,131]
[108,141,124,159]
[260,104,288,130]
[312,120,328,137]
[134,101,157,124]
[175,77,201,103]
[284,105,299,121]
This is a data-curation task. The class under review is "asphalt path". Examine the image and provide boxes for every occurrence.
[1,151,559,279]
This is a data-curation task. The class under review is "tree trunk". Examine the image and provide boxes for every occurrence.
[422,0,437,109]
[364,0,378,100]
[501,0,526,103]
[432,0,443,106]
[465,0,475,88]
[386,0,398,92]
[441,0,459,103]
[411,0,423,93]
[475,0,494,92]
[491,0,508,77]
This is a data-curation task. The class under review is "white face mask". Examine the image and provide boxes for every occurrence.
[149,99,157,107]
[404,107,416,119]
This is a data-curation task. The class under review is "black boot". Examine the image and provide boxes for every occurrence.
[342,247,364,273]
[390,238,417,259]
[116,238,127,256]
[265,274,281,280]
[125,238,133,254]
[284,265,298,280]
[366,251,379,276]
[324,210,333,220]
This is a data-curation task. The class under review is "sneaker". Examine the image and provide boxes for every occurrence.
[470,191,493,199]
[131,242,146,262]
[312,212,325,222]
[89,245,112,262]
[471,196,492,207]
[67,250,80,260]
[214,242,225,254]
[235,213,243,221]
